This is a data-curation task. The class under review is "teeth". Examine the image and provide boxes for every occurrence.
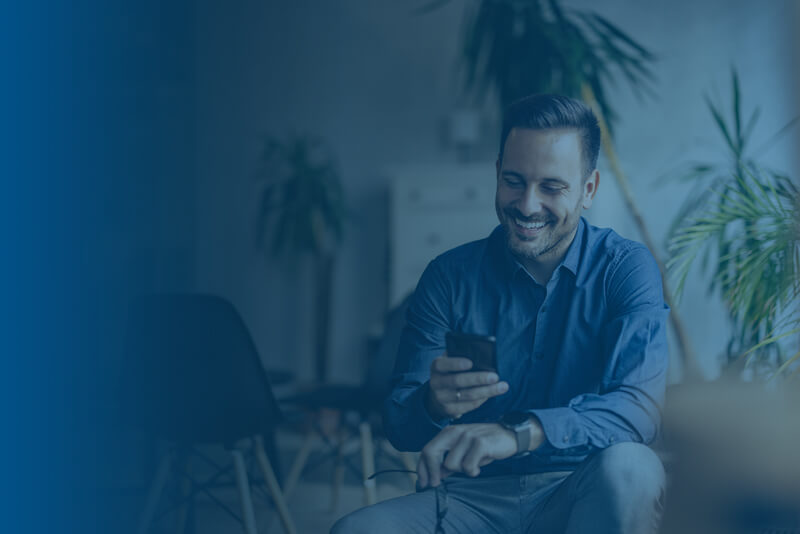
[515,219,547,230]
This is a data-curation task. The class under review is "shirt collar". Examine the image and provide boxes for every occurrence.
[559,216,585,277]
[490,217,586,282]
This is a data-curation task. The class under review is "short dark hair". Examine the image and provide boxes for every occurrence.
[498,94,601,179]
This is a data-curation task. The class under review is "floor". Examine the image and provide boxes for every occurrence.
[120,428,416,534]
[192,476,410,534]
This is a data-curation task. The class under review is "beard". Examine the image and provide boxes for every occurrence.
[495,197,582,263]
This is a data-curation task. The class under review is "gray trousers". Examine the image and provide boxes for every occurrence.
[331,442,665,534]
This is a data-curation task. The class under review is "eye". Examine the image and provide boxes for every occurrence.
[541,184,565,193]
[503,177,524,188]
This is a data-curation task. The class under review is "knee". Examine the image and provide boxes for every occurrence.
[330,506,403,534]
[330,510,367,534]
[330,509,370,534]
[593,442,665,501]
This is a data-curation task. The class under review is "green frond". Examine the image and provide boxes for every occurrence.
[770,347,800,381]
[453,0,656,131]
[732,68,742,146]
[255,134,348,259]
[667,119,799,370]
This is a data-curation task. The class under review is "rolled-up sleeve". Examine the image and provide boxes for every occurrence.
[383,259,453,452]
[529,245,669,456]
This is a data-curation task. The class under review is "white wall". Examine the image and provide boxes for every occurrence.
[193,0,799,384]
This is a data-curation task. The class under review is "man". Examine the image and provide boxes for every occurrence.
[333,94,668,533]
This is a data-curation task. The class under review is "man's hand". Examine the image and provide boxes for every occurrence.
[417,423,516,488]
[424,355,509,420]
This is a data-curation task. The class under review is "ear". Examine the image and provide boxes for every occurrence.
[581,170,600,209]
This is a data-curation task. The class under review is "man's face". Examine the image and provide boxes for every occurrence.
[495,128,599,269]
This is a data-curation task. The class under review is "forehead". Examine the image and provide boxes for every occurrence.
[502,128,583,175]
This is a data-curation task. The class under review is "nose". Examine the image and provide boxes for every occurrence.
[518,184,543,216]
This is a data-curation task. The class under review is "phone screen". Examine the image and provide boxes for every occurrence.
[445,332,497,373]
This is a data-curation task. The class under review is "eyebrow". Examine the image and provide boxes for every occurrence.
[501,171,569,187]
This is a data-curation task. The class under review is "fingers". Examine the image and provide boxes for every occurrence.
[444,432,492,477]
[432,370,499,390]
[419,427,460,488]
[416,457,451,490]
[417,456,429,489]
[428,357,508,419]
[461,439,489,477]
[420,424,515,489]
[432,356,472,373]
[443,381,508,402]
[428,379,509,419]
[442,434,474,475]
[426,445,443,488]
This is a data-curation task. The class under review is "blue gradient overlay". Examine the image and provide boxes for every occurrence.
[2,1,193,531]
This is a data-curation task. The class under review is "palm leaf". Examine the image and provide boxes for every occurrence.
[455,0,656,133]
[704,94,736,154]
[752,115,800,157]
[741,107,761,151]
[589,13,656,60]
[732,68,742,148]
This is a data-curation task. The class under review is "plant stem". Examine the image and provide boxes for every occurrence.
[313,252,335,383]
[581,83,701,381]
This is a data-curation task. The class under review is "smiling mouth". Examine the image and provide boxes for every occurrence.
[510,216,551,239]
[514,218,548,231]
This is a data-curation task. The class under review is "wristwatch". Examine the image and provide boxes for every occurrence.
[500,412,532,456]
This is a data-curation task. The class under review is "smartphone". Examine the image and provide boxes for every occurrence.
[445,332,497,373]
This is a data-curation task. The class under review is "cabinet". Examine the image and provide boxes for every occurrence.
[387,164,499,308]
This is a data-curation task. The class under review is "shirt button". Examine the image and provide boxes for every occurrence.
[609,436,616,443]
[562,436,569,443]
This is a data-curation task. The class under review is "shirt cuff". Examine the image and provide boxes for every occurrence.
[415,382,451,430]
[528,407,587,454]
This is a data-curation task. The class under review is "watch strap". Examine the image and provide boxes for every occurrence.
[501,412,532,456]
[516,419,531,454]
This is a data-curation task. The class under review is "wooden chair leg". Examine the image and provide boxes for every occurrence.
[231,448,259,534]
[137,450,173,534]
[283,430,315,499]
[254,436,298,534]
[330,431,345,512]
[359,421,377,505]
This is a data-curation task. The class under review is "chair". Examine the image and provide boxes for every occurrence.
[280,294,416,508]
[122,293,297,534]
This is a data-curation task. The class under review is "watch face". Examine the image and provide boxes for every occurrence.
[502,412,529,426]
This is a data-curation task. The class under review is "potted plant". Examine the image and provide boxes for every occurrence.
[666,70,799,377]
[255,134,347,383]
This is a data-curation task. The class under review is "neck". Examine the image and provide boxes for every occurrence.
[520,224,578,285]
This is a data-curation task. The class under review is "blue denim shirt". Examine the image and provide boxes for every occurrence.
[384,217,669,474]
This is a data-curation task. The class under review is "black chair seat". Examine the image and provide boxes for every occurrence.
[282,385,382,414]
